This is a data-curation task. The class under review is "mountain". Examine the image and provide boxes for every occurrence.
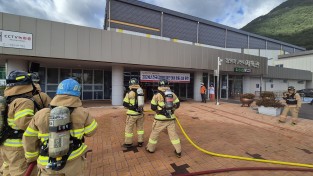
[241,0,313,50]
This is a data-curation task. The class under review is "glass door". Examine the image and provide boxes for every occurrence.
[220,75,228,99]
[228,75,243,99]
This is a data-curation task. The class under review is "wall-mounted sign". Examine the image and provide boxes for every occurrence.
[214,70,219,76]
[140,71,190,83]
[225,58,260,68]
[234,67,251,73]
[0,30,33,49]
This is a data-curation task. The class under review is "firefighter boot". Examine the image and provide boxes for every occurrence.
[137,142,143,147]
[174,150,181,158]
[122,143,133,148]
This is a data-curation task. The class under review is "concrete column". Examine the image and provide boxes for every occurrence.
[6,59,28,74]
[111,65,124,106]
[207,73,210,99]
[193,71,203,101]
[242,76,251,94]
[306,73,313,89]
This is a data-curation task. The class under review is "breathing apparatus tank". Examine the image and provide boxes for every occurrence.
[164,89,174,117]
[0,96,6,136]
[47,106,71,170]
[137,87,144,109]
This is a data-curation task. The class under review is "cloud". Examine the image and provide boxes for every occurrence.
[0,0,106,28]
[237,7,244,15]
[0,0,285,29]
[140,0,286,28]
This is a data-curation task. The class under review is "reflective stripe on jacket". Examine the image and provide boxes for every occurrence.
[123,85,141,115]
[22,107,98,164]
[4,98,35,148]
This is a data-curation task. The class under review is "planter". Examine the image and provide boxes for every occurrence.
[258,106,282,116]
[240,98,254,107]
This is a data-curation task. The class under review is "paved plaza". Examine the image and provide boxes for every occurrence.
[81,101,313,176]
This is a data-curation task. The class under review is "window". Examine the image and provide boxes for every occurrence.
[60,69,71,81]
[94,70,103,84]
[275,64,283,67]
[47,68,59,84]
[256,84,259,88]
[83,70,93,84]
[94,70,103,100]
[283,80,288,83]
[298,80,304,84]
[72,69,82,83]
[271,84,274,88]
[39,67,46,92]
[0,66,6,79]
[104,71,112,99]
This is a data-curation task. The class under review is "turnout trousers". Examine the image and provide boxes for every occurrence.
[124,114,144,144]
[146,120,181,153]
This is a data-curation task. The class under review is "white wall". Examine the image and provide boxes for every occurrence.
[243,77,265,94]
[244,49,259,56]
[264,79,287,92]
[243,76,306,94]
[243,49,283,66]
[275,55,313,72]
[260,49,281,66]
[275,54,313,88]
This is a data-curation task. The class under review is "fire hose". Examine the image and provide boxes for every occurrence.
[24,162,36,176]
[174,167,313,176]
[174,116,313,175]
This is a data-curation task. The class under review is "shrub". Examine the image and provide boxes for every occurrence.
[256,98,284,108]
[240,93,255,99]
[260,92,275,100]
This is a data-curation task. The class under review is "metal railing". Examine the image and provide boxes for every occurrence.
[255,91,285,99]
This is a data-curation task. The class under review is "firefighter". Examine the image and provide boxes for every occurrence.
[145,79,181,157]
[0,70,37,176]
[22,78,98,176]
[279,86,302,125]
[31,72,52,109]
[122,78,145,148]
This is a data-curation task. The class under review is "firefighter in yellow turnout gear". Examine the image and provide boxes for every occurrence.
[0,70,38,176]
[279,86,302,125]
[22,78,98,176]
[123,78,145,148]
[146,79,181,157]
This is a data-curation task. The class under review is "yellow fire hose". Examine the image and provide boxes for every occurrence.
[174,116,313,168]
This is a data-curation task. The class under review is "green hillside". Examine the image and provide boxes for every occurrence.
[241,0,313,50]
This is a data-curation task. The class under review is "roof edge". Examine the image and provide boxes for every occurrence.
[113,0,305,50]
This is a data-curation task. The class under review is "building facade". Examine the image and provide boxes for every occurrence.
[105,0,305,65]
[0,1,311,105]
[276,50,313,89]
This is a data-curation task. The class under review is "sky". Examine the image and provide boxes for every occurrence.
[0,0,286,29]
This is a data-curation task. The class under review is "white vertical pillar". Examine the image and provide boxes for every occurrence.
[6,59,28,74]
[242,76,251,94]
[207,73,210,99]
[111,66,124,106]
[193,72,203,101]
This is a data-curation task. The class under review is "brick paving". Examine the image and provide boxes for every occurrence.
[2,101,313,176]
[83,101,313,176]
